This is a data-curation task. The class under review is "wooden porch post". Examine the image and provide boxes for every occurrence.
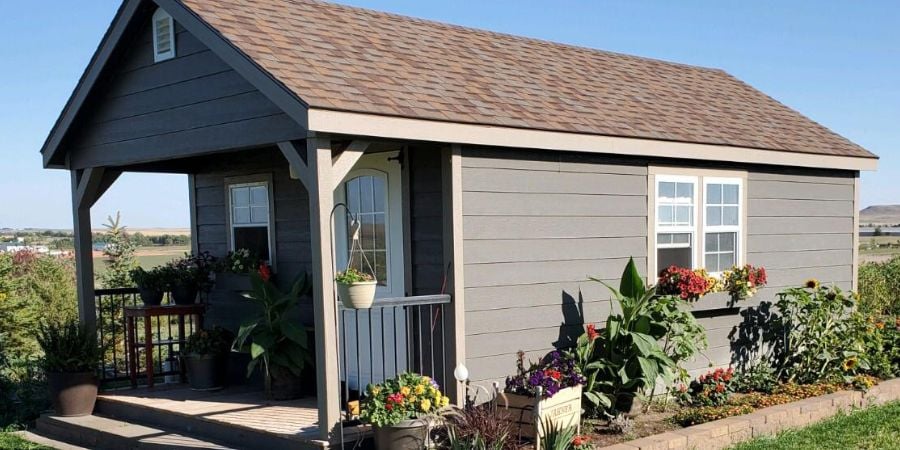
[70,167,120,329]
[442,144,467,404]
[305,136,341,441]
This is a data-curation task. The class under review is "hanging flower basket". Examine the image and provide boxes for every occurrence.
[335,268,376,309]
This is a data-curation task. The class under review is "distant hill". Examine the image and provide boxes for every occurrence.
[860,205,900,225]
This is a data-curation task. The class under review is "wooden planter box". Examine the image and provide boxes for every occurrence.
[496,385,582,445]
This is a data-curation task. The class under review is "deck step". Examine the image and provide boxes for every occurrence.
[35,414,236,450]
[13,430,90,450]
[95,396,332,450]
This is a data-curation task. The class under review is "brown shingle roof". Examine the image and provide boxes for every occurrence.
[179,0,874,158]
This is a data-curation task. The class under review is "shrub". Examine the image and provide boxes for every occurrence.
[858,257,900,315]
[671,404,754,426]
[184,327,234,356]
[680,368,735,407]
[0,357,48,428]
[732,363,778,394]
[129,266,168,291]
[36,321,103,373]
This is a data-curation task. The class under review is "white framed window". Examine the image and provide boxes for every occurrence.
[152,8,176,63]
[651,169,746,277]
[655,175,698,273]
[703,178,742,274]
[227,180,274,265]
[335,152,405,299]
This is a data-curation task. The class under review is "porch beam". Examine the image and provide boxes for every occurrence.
[331,140,370,186]
[305,136,341,441]
[277,140,312,191]
[441,144,467,404]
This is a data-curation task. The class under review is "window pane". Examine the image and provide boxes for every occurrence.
[234,226,269,262]
[706,233,719,252]
[232,187,250,207]
[359,176,374,214]
[250,205,268,224]
[724,184,739,204]
[233,206,250,224]
[659,182,675,200]
[721,252,735,269]
[720,232,736,252]
[676,206,692,225]
[672,233,691,245]
[250,186,268,206]
[658,247,692,273]
[676,182,693,202]
[707,183,722,204]
[346,178,360,212]
[723,206,739,226]
[373,176,386,212]
[658,206,674,225]
[705,253,719,272]
[707,206,722,226]
[373,213,386,249]
[374,250,387,286]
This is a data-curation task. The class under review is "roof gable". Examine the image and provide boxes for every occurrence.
[179,0,874,160]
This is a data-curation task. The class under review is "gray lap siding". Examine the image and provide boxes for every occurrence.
[460,147,857,384]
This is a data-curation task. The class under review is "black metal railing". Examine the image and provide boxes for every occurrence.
[95,288,199,386]
[339,294,452,407]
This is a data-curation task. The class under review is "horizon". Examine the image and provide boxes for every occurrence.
[2,1,897,229]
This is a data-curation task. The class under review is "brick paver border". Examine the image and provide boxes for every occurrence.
[601,378,900,450]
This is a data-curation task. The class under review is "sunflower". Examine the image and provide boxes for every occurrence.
[804,279,820,289]
[842,357,858,371]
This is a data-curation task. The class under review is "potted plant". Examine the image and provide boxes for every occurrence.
[502,350,584,439]
[214,249,259,291]
[233,263,313,400]
[335,268,377,309]
[182,326,234,391]
[165,252,216,305]
[129,266,166,305]
[361,372,450,450]
[37,321,103,417]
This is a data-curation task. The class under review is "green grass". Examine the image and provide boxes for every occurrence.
[731,401,900,450]
[0,433,52,450]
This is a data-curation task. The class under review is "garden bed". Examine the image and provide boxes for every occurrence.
[596,377,900,450]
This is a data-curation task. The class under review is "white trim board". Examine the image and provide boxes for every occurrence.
[308,109,878,172]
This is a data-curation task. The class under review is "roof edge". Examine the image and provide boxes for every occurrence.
[308,108,878,172]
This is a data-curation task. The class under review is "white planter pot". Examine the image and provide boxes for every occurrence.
[337,281,377,309]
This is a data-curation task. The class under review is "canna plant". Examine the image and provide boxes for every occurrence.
[578,258,678,414]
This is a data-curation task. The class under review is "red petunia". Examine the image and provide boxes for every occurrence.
[258,263,272,282]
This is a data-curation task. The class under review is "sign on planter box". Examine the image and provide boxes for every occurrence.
[497,385,582,445]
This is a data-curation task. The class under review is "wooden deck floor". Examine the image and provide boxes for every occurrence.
[98,384,325,443]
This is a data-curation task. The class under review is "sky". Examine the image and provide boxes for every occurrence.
[1,1,897,229]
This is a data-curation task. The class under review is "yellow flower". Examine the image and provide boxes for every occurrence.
[400,386,411,396]
[420,399,431,412]
[371,386,382,396]
[440,396,450,407]
[409,395,417,403]
[414,384,426,395]
[428,386,438,397]
[804,279,820,289]
[843,358,858,371]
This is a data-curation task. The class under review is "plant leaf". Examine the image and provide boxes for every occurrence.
[619,257,646,298]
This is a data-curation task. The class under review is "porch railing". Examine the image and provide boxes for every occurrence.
[95,288,199,386]
[339,294,451,408]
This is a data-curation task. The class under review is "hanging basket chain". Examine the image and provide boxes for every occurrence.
[346,218,377,280]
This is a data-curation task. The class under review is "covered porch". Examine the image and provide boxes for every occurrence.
[67,136,465,445]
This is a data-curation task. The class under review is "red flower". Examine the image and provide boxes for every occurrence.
[543,369,562,381]
[572,435,589,446]
[586,324,599,341]
[715,383,726,393]
[258,263,272,282]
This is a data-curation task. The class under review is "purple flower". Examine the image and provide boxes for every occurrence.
[505,350,584,398]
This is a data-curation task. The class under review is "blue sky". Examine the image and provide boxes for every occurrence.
[1,1,897,229]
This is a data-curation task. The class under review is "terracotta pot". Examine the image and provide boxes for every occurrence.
[336,281,377,309]
[138,288,163,306]
[184,353,228,391]
[269,366,304,400]
[373,419,428,450]
[47,372,98,417]
[171,283,198,305]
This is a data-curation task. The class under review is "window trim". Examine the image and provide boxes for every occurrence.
[225,175,276,270]
[648,167,748,279]
[152,8,176,63]
[702,177,743,275]
[654,175,699,271]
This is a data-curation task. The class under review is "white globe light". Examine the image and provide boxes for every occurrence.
[453,363,469,382]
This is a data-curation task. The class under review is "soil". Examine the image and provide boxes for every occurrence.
[583,406,683,448]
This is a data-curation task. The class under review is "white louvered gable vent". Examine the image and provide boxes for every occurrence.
[152,8,175,63]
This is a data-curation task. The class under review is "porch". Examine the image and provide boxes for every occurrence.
[67,137,465,446]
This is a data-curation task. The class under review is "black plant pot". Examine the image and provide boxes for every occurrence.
[269,366,304,400]
[138,288,164,306]
[47,371,98,417]
[184,353,228,391]
[171,283,198,305]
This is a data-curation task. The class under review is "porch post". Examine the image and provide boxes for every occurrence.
[305,135,341,440]
[442,144,467,404]
[71,169,96,328]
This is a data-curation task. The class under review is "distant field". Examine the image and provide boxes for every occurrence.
[93,245,190,280]
[860,235,900,263]
[93,227,191,237]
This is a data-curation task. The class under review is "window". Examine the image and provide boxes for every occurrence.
[152,8,175,62]
[656,176,697,274]
[335,153,405,299]
[228,182,273,264]
[652,171,745,276]
[704,179,742,273]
